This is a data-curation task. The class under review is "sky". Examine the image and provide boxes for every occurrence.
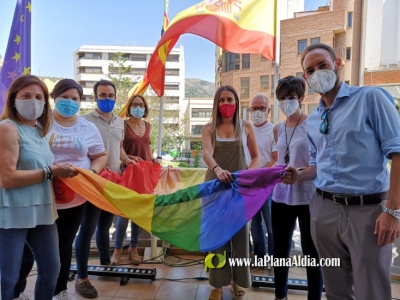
[0,0,328,83]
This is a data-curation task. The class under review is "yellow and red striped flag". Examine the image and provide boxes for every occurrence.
[147,0,276,97]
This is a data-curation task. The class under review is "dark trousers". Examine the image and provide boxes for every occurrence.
[55,203,86,295]
[271,201,323,300]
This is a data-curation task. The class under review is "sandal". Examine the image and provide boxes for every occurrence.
[128,247,142,265]
[231,281,246,300]
[208,288,222,300]
[110,248,122,265]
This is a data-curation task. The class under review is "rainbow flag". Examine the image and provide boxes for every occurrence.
[61,165,284,252]
[147,0,276,96]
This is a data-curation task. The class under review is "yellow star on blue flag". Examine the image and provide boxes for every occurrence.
[0,0,32,113]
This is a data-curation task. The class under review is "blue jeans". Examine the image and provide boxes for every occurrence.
[271,201,323,300]
[0,224,60,300]
[75,202,102,279]
[95,210,115,265]
[251,195,274,256]
[14,244,34,298]
[114,216,141,249]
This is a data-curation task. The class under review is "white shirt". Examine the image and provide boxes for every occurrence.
[244,121,276,167]
[47,114,105,209]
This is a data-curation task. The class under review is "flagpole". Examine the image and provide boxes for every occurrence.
[273,0,280,124]
[151,0,169,260]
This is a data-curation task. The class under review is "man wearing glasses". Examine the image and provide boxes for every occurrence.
[282,43,400,299]
[74,80,134,298]
[246,94,276,266]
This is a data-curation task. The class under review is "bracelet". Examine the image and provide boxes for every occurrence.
[90,168,98,174]
[46,166,53,181]
[381,204,400,220]
[42,167,48,181]
[212,164,219,172]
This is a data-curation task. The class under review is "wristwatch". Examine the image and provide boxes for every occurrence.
[382,204,400,220]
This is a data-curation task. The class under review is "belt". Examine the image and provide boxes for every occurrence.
[316,188,386,205]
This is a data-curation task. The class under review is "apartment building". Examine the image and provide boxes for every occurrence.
[180,98,213,157]
[218,0,399,123]
[73,45,185,109]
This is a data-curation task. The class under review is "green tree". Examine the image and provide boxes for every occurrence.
[107,52,136,109]
[146,96,186,155]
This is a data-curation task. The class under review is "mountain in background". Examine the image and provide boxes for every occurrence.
[185,78,215,98]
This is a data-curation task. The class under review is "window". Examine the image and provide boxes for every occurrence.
[224,52,241,71]
[79,52,102,60]
[165,68,180,76]
[130,54,147,61]
[166,54,179,62]
[242,106,248,121]
[242,54,250,69]
[240,77,250,98]
[347,12,353,28]
[310,37,320,45]
[260,75,269,90]
[191,108,212,118]
[191,125,204,135]
[165,84,179,90]
[298,39,307,53]
[346,47,351,60]
[80,81,96,88]
[78,67,102,74]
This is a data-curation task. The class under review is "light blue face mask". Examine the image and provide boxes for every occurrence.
[130,107,145,119]
[55,98,80,117]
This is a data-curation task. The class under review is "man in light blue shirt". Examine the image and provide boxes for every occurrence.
[283,43,400,300]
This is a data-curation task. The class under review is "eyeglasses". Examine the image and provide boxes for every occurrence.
[131,103,145,108]
[97,93,116,100]
[248,106,267,112]
[320,109,329,134]
[278,78,301,85]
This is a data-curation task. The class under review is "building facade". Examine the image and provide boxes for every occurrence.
[73,45,185,109]
[218,0,399,123]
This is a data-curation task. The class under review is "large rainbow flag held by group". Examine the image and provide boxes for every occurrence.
[61,164,285,252]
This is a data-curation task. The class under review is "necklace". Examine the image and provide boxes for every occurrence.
[284,112,303,164]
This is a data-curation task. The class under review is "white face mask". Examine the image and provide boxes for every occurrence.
[307,69,337,94]
[251,110,267,125]
[15,99,45,120]
[279,99,299,117]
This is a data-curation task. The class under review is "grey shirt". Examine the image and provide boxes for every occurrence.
[83,110,124,172]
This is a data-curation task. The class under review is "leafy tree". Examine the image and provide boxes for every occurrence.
[146,96,186,155]
[107,52,136,109]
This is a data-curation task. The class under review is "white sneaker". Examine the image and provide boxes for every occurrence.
[53,290,70,300]
[14,294,29,300]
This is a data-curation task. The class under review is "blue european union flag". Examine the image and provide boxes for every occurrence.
[0,0,31,113]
